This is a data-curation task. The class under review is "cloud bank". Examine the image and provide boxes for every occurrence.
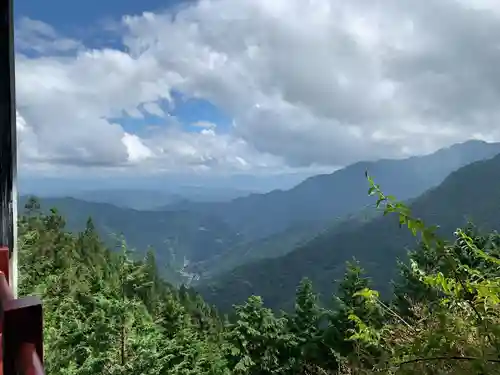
[16,0,500,175]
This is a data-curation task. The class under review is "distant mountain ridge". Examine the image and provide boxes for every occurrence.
[19,140,500,291]
[18,196,242,285]
[189,203,384,279]
[197,150,500,312]
[72,190,186,210]
[166,140,500,240]
[30,186,259,211]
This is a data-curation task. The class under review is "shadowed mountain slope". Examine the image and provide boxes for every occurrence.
[198,151,500,311]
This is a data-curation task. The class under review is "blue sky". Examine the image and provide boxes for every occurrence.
[15,0,498,194]
[15,0,232,137]
[15,0,182,32]
[14,0,303,193]
[110,91,233,136]
[170,91,233,133]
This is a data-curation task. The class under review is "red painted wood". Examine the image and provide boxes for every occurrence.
[0,272,13,302]
[3,295,44,374]
[0,249,45,375]
[17,344,44,375]
[0,247,9,284]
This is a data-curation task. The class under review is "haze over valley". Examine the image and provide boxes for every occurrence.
[21,139,500,297]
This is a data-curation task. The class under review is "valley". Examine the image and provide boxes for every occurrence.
[199,152,500,311]
[21,140,500,308]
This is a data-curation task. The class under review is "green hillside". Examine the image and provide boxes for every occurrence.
[198,152,500,312]
[168,140,500,240]
[21,141,500,289]
[191,204,383,279]
[19,196,241,282]
[20,167,500,375]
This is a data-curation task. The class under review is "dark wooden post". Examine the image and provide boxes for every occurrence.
[0,0,17,293]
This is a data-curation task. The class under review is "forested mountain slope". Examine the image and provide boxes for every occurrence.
[19,174,500,375]
[167,140,500,240]
[18,196,241,276]
[18,202,230,374]
[198,151,500,312]
[191,204,383,279]
[21,140,500,287]
[17,195,373,283]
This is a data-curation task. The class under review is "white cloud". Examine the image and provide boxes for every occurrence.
[142,102,165,117]
[16,17,83,54]
[122,133,153,163]
[15,0,500,175]
[136,126,284,173]
[191,121,217,129]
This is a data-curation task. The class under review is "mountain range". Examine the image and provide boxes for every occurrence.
[164,140,500,240]
[20,140,500,304]
[18,196,241,284]
[20,186,259,211]
[198,148,500,311]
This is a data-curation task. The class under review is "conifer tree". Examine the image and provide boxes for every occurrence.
[225,295,296,374]
[287,278,324,371]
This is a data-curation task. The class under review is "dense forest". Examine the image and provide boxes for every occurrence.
[18,175,500,374]
[201,152,500,311]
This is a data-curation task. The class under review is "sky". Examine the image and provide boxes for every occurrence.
[14,0,500,190]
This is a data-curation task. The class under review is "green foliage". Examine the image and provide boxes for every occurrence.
[18,195,243,284]
[225,295,297,374]
[200,152,500,311]
[342,172,500,374]
[18,200,229,375]
[18,166,500,375]
[288,278,324,359]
